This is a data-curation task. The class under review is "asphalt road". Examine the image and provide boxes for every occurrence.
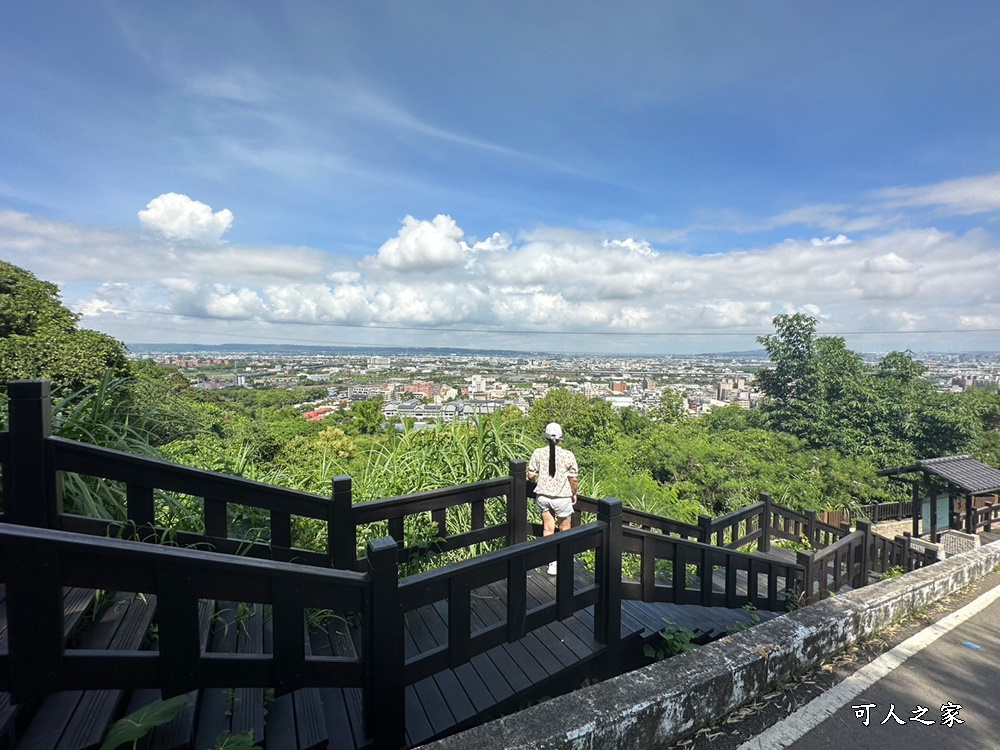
[668,569,1000,750]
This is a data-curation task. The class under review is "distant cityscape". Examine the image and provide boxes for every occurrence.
[130,344,1000,430]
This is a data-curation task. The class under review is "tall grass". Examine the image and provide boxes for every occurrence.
[45,371,204,521]
[278,418,535,558]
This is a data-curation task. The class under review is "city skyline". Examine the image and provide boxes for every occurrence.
[2,3,999,355]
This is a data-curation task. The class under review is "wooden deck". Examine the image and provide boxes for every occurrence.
[0,564,777,750]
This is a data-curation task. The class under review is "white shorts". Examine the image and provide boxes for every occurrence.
[536,495,574,520]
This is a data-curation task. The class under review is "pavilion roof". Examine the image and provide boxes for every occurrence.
[878,455,1000,496]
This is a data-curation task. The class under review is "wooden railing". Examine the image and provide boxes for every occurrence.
[0,381,628,748]
[0,507,623,748]
[689,494,850,553]
[796,526,867,603]
[335,466,528,571]
[2,381,527,574]
[795,520,939,604]
[0,523,374,733]
[767,501,850,550]
[573,495,702,541]
[0,379,947,741]
[619,527,798,611]
[858,499,914,523]
[399,500,622,686]
[965,502,1000,535]
[868,528,938,575]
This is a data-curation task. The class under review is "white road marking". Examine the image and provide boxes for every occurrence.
[736,581,1000,749]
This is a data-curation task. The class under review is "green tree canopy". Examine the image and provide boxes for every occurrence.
[528,388,619,448]
[756,313,974,465]
[350,397,385,435]
[0,261,131,392]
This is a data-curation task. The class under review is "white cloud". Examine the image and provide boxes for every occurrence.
[138,193,234,242]
[603,238,657,256]
[5,203,1000,352]
[266,283,373,323]
[472,232,512,253]
[810,234,851,246]
[879,172,1000,215]
[366,214,471,272]
[959,314,999,330]
[202,285,267,318]
[861,252,915,273]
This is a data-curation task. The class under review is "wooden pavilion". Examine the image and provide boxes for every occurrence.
[878,455,1000,542]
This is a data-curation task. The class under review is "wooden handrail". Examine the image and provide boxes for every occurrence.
[619,525,803,612]
[0,523,369,703]
[574,495,702,540]
[398,522,606,684]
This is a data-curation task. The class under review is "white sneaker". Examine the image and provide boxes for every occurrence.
[547,562,558,576]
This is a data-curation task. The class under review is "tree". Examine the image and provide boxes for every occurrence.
[650,388,686,424]
[756,314,973,465]
[702,403,751,432]
[965,388,1000,469]
[351,398,385,435]
[0,261,131,392]
[0,260,78,336]
[528,388,619,447]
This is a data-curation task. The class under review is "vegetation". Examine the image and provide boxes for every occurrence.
[643,619,697,661]
[0,261,131,393]
[3,262,999,557]
[756,313,974,465]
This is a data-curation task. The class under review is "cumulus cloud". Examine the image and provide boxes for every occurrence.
[202,285,268,318]
[138,193,234,242]
[367,214,471,271]
[472,232,511,253]
[6,202,1000,352]
[603,238,657,256]
[861,252,915,273]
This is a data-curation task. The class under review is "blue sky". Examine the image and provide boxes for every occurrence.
[2,2,999,354]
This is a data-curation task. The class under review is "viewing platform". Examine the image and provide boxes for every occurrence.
[0,380,968,749]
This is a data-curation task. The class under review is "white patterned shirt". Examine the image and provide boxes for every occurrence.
[528,445,579,498]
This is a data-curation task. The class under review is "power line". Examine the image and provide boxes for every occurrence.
[90,307,1000,338]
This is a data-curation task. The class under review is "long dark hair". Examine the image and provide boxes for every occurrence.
[548,439,557,477]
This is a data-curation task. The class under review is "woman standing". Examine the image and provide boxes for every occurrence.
[527,422,579,575]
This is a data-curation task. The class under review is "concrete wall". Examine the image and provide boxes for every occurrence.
[425,541,1000,750]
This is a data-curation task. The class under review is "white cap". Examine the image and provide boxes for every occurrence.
[545,422,563,441]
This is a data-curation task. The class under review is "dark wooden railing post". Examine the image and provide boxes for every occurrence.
[804,509,817,548]
[901,532,913,570]
[966,493,975,534]
[7,380,62,528]
[156,563,202,697]
[331,475,356,570]
[855,520,872,586]
[596,498,622,678]
[509,459,528,545]
[698,514,713,545]
[365,536,404,749]
[758,493,772,553]
[2,534,64,703]
[796,549,816,605]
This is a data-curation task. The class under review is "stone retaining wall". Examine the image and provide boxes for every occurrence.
[425,541,1000,750]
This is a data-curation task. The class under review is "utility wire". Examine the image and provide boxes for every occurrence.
[90,307,1000,338]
